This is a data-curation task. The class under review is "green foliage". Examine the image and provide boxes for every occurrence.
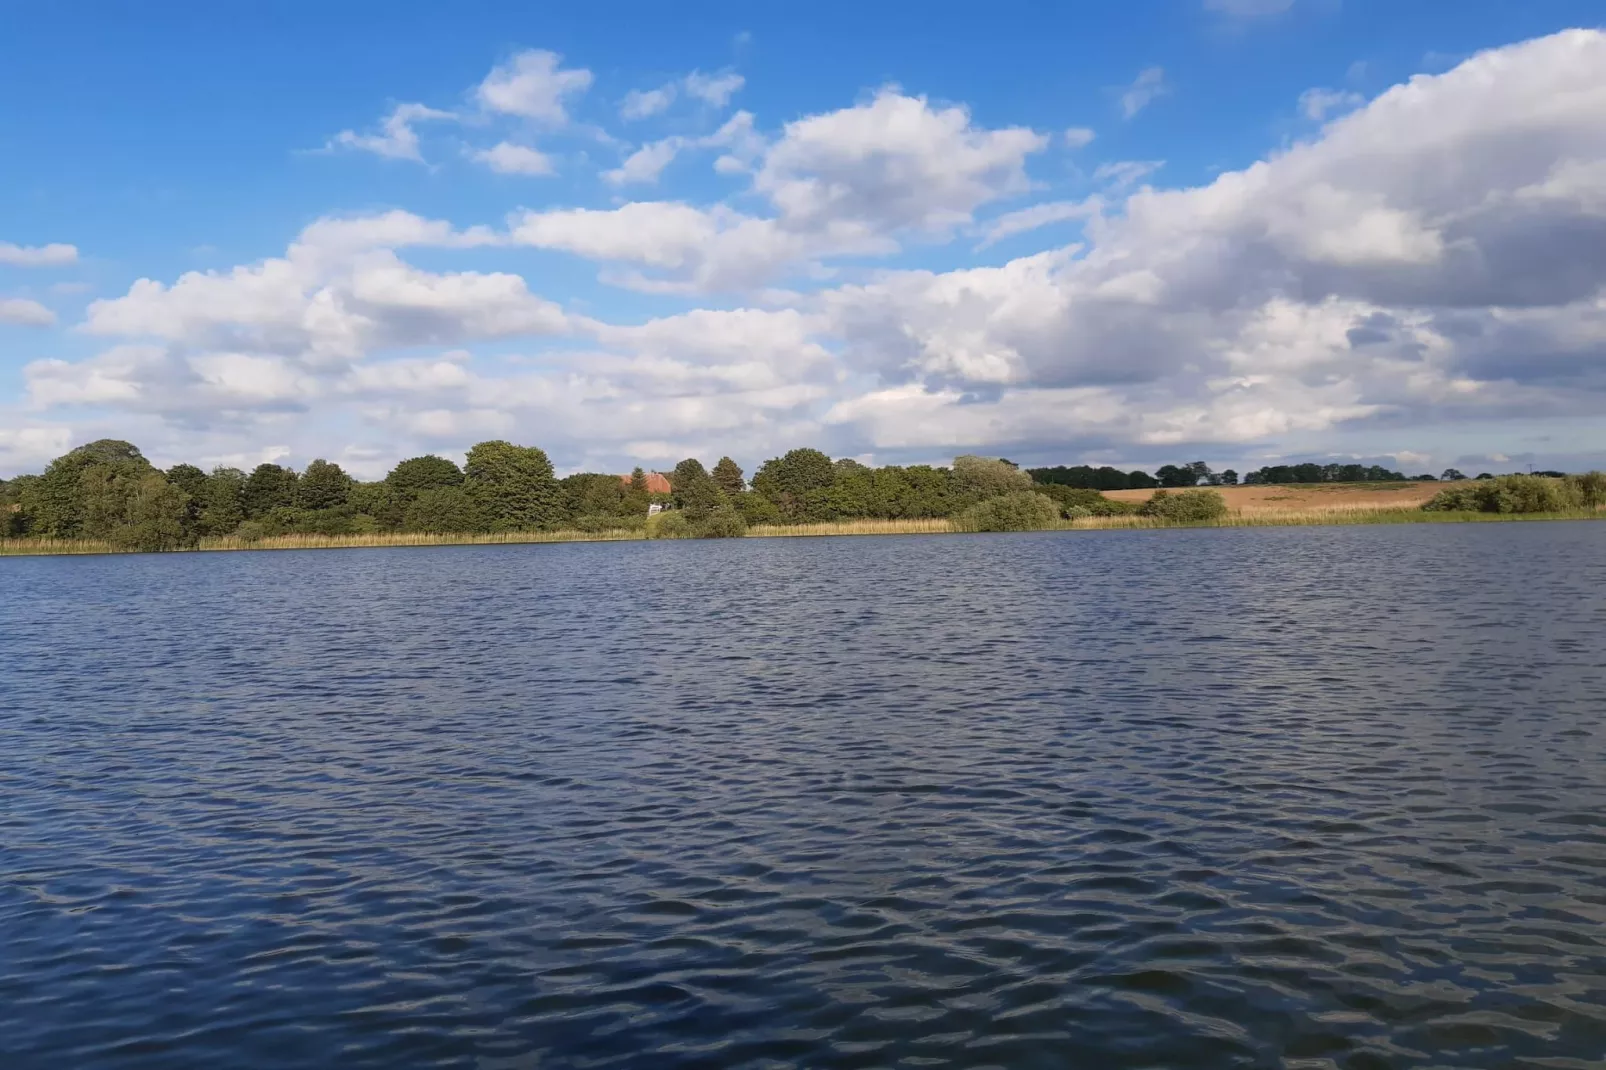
[403,486,486,533]
[560,472,636,519]
[647,511,692,539]
[626,467,652,514]
[1,474,37,536]
[387,455,463,494]
[950,455,1034,507]
[464,440,562,530]
[242,463,299,519]
[28,439,154,536]
[1032,483,1107,516]
[735,490,782,525]
[671,458,726,520]
[693,507,747,538]
[953,491,1061,532]
[195,467,245,536]
[568,513,648,533]
[1422,474,1591,514]
[347,480,404,530]
[1030,464,1156,490]
[1243,462,1405,485]
[110,474,194,551]
[711,456,745,496]
[1441,468,1468,482]
[1139,489,1230,522]
[296,459,352,510]
[752,447,835,519]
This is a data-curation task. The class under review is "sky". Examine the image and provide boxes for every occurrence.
[2,0,1604,479]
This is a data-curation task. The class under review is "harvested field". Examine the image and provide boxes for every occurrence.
[1102,480,1460,512]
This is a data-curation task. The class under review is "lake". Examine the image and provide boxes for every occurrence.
[3,523,1605,1069]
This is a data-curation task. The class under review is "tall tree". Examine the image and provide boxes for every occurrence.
[626,467,652,513]
[297,459,352,510]
[242,464,299,518]
[950,455,1034,506]
[670,458,725,520]
[387,455,464,495]
[464,440,562,530]
[29,440,153,537]
[711,456,746,497]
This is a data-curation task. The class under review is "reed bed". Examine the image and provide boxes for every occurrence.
[1066,506,1604,529]
[746,518,955,538]
[199,529,645,552]
[0,538,118,556]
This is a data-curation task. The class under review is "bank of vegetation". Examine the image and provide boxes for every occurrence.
[1,440,1601,557]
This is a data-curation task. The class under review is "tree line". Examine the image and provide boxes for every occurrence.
[0,440,1140,550]
[5,440,1596,551]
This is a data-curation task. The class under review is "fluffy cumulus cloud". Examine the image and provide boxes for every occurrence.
[476,49,593,122]
[15,30,1606,476]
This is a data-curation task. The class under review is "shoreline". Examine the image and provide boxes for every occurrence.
[3,507,1602,558]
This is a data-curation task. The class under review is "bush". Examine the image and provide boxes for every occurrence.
[693,507,748,538]
[1423,474,1586,514]
[234,520,266,543]
[953,491,1061,532]
[647,511,692,539]
[1139,489,1229,523]
[1088,497,1141,516]
[1568,471,1606,507]
[569,513,647,533]
[1063,506,1093,520]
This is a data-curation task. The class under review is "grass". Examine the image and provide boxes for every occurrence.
[3,504,1602,557]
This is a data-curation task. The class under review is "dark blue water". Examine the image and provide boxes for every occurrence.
[3,524,1605,1069]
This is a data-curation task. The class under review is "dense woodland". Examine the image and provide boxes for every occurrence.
[1,439,1599,551]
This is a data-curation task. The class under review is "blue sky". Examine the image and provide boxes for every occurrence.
[3,0,1604,478]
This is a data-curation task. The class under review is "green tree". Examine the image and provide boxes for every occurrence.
[1139,488,1229,522]
[197,467,246,535]
[711,456,746,496]
[29,439,153,537]
[625,467,652,514]
[403,486,485,533]
[953,491,1060,532]
[950,455,1034,507]
[1441,468,1468,482]
[464,440,562,530]
[242,463,299,518]
[387,455,463,495]
[113,473,193,551]
[671,458,726,521]
[753,447,835,519]
[297,459,352,510]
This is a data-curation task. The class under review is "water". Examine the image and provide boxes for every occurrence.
[3,524,1605,1069]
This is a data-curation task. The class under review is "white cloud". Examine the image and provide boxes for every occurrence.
[473,141,555,176]
[0,241,78,267]
[0,298,56,326]
[603,139,685,185]
[1064,127,1096,149]
[684,71,745,107]
[620,85,676,120]
[1093,160,1165,189]
[328,102,453,162]
[976,200,1097,247]
[0,424,73,472]
[1119,67,1168,119]
[1299,87,1364,121]
[476,49,593,123]
[756,88,1046,232]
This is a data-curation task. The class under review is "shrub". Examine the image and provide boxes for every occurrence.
[1063,506,1093,520]
[953,491,1061,532]
[569,513,646,533]
[1088,497,1141,516]
[647,511,692,539]
[234,520,266,543]
[1139,489,1229,523]
[693,507,748,538]
[1423,474,1585,514]
[1567,471,1606,507]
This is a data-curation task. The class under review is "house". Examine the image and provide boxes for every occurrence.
[618,472,673,495]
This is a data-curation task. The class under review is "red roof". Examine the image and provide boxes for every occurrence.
[619,472,673,494]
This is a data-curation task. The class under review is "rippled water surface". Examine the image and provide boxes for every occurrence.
[4,524,1606,1069]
